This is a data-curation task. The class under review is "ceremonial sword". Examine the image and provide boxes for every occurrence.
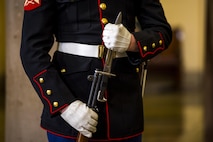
[76,12,122,142]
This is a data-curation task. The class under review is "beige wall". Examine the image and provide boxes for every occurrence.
[161,0,206,73]
[0,0,5,76]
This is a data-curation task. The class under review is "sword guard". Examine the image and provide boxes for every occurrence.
[97,90,107,102]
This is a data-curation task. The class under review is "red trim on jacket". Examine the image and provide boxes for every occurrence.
[138,32,165,58]
[42,126,143,141]
[33,69,68,114]
[105,94,110,139]
[97,0,105,31]
[97,0,111,138]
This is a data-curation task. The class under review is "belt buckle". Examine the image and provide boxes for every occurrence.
[98,45,105,58]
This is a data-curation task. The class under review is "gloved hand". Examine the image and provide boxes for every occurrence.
[60,100,98,138]
[102,23,132,53]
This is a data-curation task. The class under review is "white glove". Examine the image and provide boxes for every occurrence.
[102,23,131,53]
[60,100,98,138]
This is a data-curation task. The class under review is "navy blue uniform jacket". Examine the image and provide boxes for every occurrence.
[20,0,172,141]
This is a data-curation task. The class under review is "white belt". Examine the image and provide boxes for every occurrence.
[58,42,127,58]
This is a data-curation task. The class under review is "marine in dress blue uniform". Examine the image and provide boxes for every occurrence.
[20,0,172,141]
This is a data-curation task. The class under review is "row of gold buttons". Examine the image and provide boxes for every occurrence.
[99,2,108,25]
[39,77,59,108]
[143,40,163,51]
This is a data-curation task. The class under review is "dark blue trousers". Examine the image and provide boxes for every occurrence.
[47,132,142,142]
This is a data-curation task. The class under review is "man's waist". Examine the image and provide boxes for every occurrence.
[58,42,127,58]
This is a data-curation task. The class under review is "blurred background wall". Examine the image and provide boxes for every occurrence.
[0,0,5,82]
[0,0,5,140]
[0,0,5,76]
[161,0,206,89]
[0,0,209,142]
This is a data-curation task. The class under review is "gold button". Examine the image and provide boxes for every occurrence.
[53,102,58,107]
[152,43,156,48]
[100,3,107,10]
[159,40,163,45]
[39,78,44,84]
[143,46,147,51]
[101,18,108,25]
[46,90,52,95]
[61,69,66,73]
[136,68,140,73]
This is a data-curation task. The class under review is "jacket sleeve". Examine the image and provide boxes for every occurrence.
[127,0,172,64]
[20,0,76,115]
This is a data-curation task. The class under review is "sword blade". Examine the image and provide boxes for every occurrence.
[97,12,122,102]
